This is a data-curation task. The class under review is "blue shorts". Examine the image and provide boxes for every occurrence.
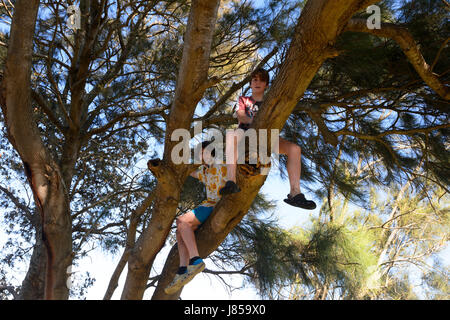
[193,206,214,224]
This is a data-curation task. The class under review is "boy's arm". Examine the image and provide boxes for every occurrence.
[236,110,253,124]
[236,96,253,124]
[190,169,199,179]
[190,166,203,180]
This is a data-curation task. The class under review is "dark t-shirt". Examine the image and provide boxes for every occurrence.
[234,96,262,126]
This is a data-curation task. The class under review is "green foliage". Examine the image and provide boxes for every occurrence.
[234,220,309,298]
[291,217,379,299]
[421,263,450,300]
[238,180,449,300]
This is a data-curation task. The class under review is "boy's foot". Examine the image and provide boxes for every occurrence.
[164,271,189,295]
[219,180,241,195]
[164,259,205,295]
[187,257,206,278]
[283,193,316,210]
[181,257,205,288]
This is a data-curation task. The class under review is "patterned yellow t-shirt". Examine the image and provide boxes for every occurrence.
[196,164,227,207]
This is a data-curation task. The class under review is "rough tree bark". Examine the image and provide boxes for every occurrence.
[0,0,72,300]
[0,186,47,299]
[18,212,47,300]
[120,0,221,300]
[152,0,382,300]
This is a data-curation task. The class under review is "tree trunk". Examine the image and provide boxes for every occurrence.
[120,0,221,300]
[104,193,155,300]
[19,215,47,300]
[120,174,184,299]
[0,0,73,300]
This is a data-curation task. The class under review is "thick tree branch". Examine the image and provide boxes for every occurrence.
[104,191,156,300]
[344,18,450,100]
[163,0,221,161]
[304,104,339,146]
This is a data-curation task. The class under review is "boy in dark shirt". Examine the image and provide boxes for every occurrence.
[219,68,316,210]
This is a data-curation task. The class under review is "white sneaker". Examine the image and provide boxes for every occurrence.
[186,261,206,280]
[164,262,205,295]
[164,272,189,295]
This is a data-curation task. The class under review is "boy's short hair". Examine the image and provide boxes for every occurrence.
[193,140,216,163]
[250,68,270,85]
[201,140,215,157]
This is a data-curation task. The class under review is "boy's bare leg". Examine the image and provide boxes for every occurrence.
[220,131,241,195]
[176,211,201,259]
[279,137,301,196]
[225,130,237,182]
[175,225,189,267]
[278,137,316,210]
[165,212,203,294]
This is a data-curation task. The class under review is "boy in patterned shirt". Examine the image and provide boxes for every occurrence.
[165,140,227,294]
